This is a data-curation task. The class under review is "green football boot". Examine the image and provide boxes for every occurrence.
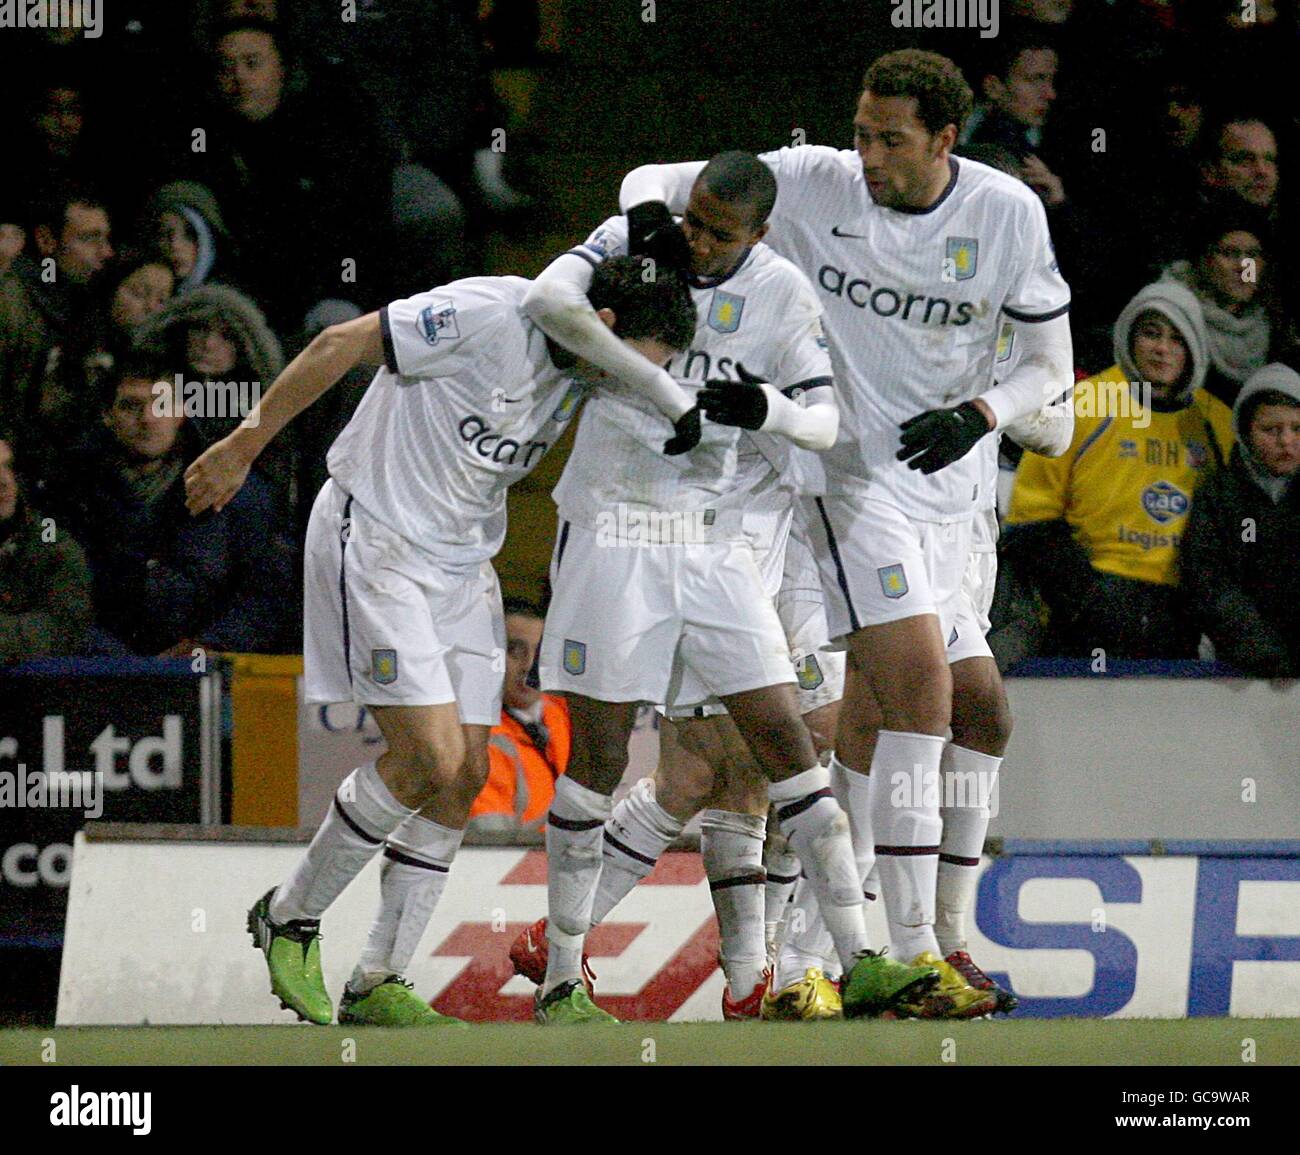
[534,979,620,1025]
[338,975,465,1026]
[247,888,333,1025]
[840,949,940,1019]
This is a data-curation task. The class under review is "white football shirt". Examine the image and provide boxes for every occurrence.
[327,276,585,570]
[757,146,1070,521]
[552,215,833,541]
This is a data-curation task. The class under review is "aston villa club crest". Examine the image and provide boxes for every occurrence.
[944,236,978,281]
[563,639,587,675]
[707,290,745,333]
[878,563,908,599]
[372,649,398,684]
[795,655,825,691]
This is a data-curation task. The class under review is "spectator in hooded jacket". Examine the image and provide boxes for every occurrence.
[1000,281,1235,660]
[39,349,296,657]
[138,181,237,298]
[134,281,293,513]
[0,437,92,663]
[1180,362,1300,677]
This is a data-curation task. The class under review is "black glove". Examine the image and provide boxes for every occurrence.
[626,201,692,276]
[896,401,990,473]
[663,405,702,455]
[698,365,769,431]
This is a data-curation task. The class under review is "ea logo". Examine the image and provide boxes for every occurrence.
[1142,480,1189,525]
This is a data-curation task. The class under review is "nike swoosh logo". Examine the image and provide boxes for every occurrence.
[831,226,870,238]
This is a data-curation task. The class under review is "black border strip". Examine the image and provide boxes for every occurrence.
[384,845,450,872]
[814,497,861,633]
[379,306,399,373]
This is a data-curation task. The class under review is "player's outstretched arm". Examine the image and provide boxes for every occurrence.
[185,311,383,515]
[619,161,706,216]
[521,252,694,424]
[698,368,839,450]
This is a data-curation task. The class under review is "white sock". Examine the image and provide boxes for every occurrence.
[351,814,464,991]
[700,809,768,1001]
[271,761,412,923]
[544,775,612,993]
[769,764,868,973]
[871,730,946,961]
[589,778,684,926]
[763,833,801,958]
[936,744,1000,956]
[778,757,880,984]
[775,874,837,989]
[863,860,881,903]
[829,752,876,893]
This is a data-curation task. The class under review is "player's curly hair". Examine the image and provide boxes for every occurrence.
[862,49,974,137]
[587,255,696,352]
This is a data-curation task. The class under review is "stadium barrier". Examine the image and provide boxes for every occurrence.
[57,825,1300,1024]
[0,658,225,949]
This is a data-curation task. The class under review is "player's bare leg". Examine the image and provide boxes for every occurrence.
[536,694,637,1022]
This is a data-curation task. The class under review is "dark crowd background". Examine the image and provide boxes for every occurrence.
[0,0,1297,675]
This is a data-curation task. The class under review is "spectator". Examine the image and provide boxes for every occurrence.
[0,186,112,464]
[135,282,292,511]
[962,31,1064,203]
[138,181,236,298]
[998,281,1234,661]
[1181,362,1300,677]
[40,350,295,657]
[182,18,390,331]
[468,598,570,834]
[1161,203,1273,408]
[1146,113,1287,293]
[0,202,25,277]
[0,437,92,663]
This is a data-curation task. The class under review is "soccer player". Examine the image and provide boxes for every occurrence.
[183,257,696,1025]
[618,49,1075,1015]
[519,151,940,1024]
[773,384,1074,1016]
[509,499,849,1021]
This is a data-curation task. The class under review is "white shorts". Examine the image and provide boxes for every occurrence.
[303,479,505,724]
[946,509,997,665]
[664,506,845,718]
[807,494,989,667]
[540,520,794,706]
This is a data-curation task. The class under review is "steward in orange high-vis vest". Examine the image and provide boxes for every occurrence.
[470,694,571,832]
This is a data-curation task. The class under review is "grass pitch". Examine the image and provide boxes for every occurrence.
[1,1018,1296,1066]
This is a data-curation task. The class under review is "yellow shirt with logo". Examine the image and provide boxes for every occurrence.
[1007,365,1235,586]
